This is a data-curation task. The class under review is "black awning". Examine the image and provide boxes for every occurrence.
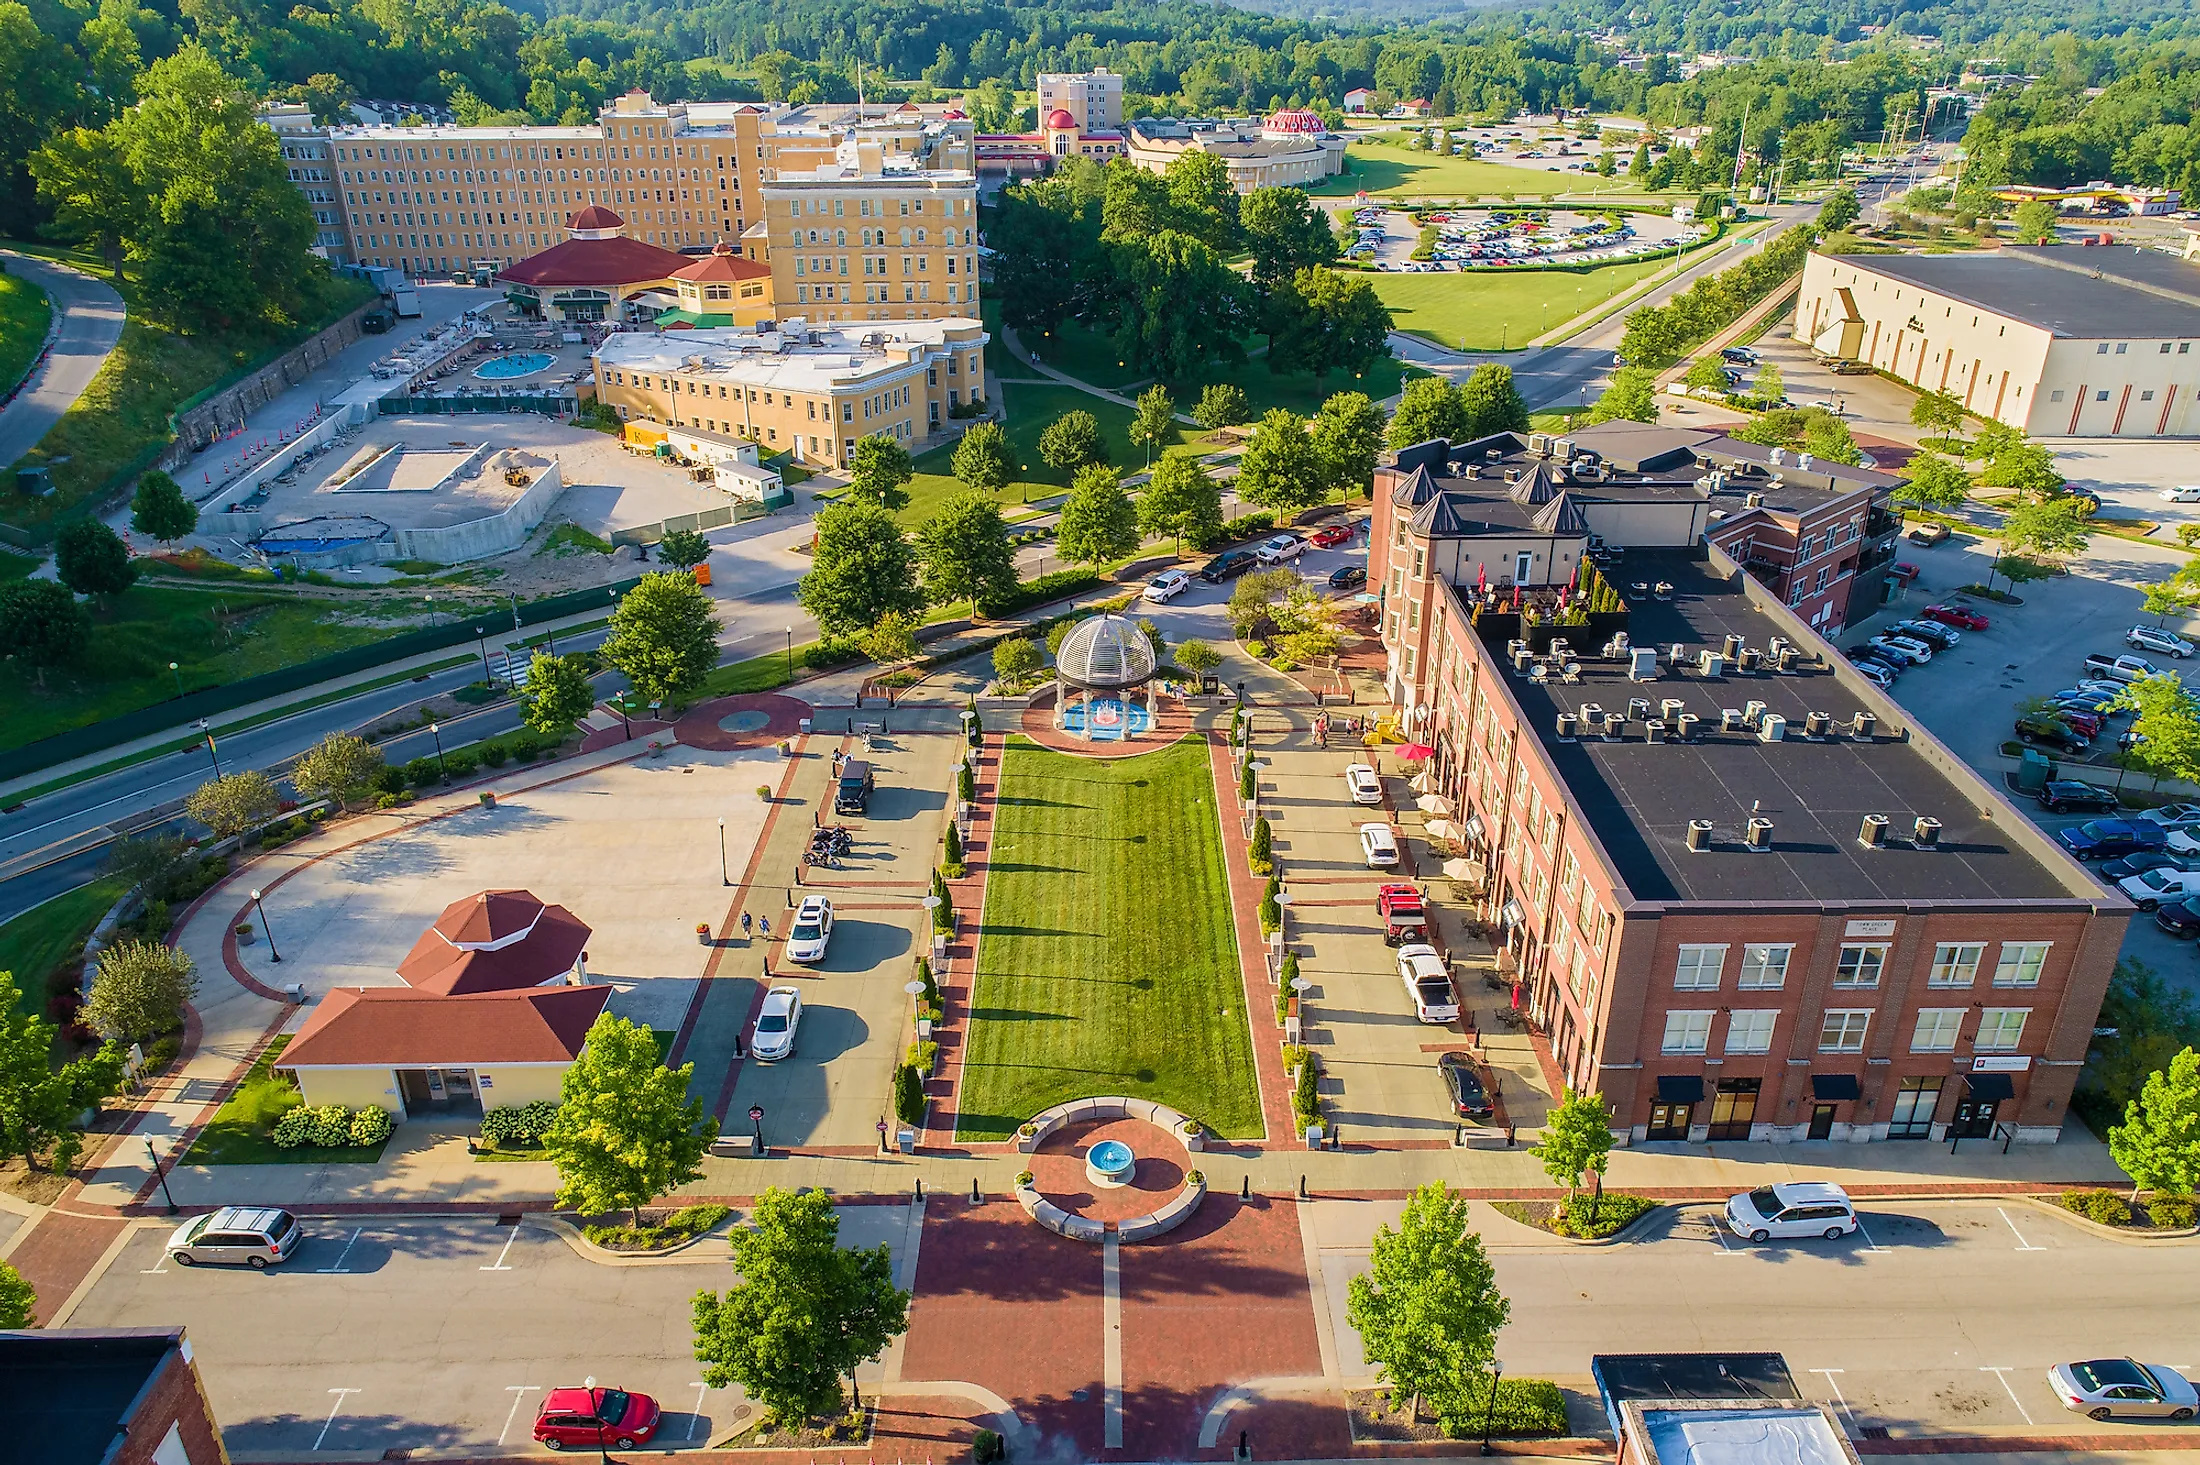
[1811,1073,1862,1102]
[1656,1074,1705,1104]
[1966,1072,2017,1102]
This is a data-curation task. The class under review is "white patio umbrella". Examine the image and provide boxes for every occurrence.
[1442,857,1487,885]
[1425,818,1463,844]
[1416,793,1455,817]
[1408,769,1436,794]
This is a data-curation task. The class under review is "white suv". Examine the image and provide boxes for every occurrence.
[1724,1182,1860,1243]
[2127,625,2195,658]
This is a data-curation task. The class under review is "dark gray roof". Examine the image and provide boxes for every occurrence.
[1593,1354,1802,1407]
[1392,462,1439,509]
[1532,490,1589,534]
[0,1329,188,1465]
[1827,248,2200,341]
[1493,551,2085,906]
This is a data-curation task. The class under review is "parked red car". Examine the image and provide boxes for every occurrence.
[1378,883,1429,945]
[534,1387,661,1451]
[1923,603,1990,631]
[1310,522,1356,548]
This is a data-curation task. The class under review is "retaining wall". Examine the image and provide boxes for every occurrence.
[390,457,564,563]
[156,307,373,469]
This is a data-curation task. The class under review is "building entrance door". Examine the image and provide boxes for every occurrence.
[1889,1077,1942,1139]
[1706,1078,1760,1141]
[1951,1096,1998,1139]
[1646,1103,1692,1142]
[1808,1103,1837,1140]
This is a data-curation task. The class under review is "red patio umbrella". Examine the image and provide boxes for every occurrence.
[1396,742,1436,760]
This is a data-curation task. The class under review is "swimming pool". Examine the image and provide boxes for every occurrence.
[473,351,554,380]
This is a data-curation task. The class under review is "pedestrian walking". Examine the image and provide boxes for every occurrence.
[741,911,753,941]
[759,915,771,940]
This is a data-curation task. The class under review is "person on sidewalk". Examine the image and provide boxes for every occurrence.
[741,911,753,941]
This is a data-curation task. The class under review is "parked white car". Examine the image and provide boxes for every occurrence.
[1344,764,1383,804]
[750,986,804,1062]
[1723,1182,1860,1243]
[2120,867,2200,910]
[2160,485,2200,503]
[1142,569,1191,604]
[2141,803,2200,828]
[1870,634,1933,663]
[1358,822,1400,867]
[1396,944,1460,1024]
[785,894,834,964]
[2127,625,2195,658]
[1254,533,1308,565]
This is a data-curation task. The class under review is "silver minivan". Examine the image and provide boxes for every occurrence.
[1723,1182,1859,1243]
[167,1206,304,1268]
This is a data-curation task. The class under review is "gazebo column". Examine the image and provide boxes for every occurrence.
[1053,675,1066,729]
[1080,690,1094,741]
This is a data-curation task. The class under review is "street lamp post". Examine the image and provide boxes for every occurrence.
[196,720,221,777]
[168,661,184,700]
[475,627,490,684]
[583,1377,616,1465]
[718,817,729,886]
[429,721,448,782]
[249,888,282,962]
[145,1137,178,1214]
[784,625,795,680]
[1480,1358,1505,1455]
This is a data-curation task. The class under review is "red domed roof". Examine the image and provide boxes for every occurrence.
[569,204,625,232]
[1262,109,1325,134]
[1045,108,1078,130]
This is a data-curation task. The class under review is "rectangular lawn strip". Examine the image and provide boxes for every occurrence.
[0,878,127,1018]
[185,1035,390,1165]
[956,734,1260,1141]
[0,269,54,394]
[1369,257,1671,351]
[1313,145,1581,197]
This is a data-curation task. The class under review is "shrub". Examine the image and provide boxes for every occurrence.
[482,1100,560,1148]
[1553,1191,1657,1239]
[1277,952,1300,1025]
[480,743,509,767]
[374,791,409,809]
[943,821,967,878]
[402,756,440,787]
[144,1034,181,1075]
[1436,1375,1569,1438]
[349,1107,393,1146]
[667,1202,731,1236]
[372,765,407,794]
[443,750,479,780]
[2148,1195,2197,1229]
[972,1429,1006,1465]
[894,1063,926,1126]
[907,1039,940,1072]
[2062,1188,2133,1226]
[1249,816,1273,875]
[307,1104,352,1147]
[271,1108,313,1148]
[804,636,863,670]
[1293,1051,1323,1130]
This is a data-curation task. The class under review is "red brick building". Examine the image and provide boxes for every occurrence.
[1369,426,2128,1144]
[5,1327,231,1465]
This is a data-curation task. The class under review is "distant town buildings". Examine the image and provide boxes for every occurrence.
[1037,67,1124,133]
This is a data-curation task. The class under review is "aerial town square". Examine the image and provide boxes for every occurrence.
[11,6,2200,1465]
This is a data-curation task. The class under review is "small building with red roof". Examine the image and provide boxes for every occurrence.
[656,241,777,329]
[497,205,693,324]
[396,889,592,996]
[974,108,1126,182]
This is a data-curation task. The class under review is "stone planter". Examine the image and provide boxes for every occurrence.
[478,790,496,808]
[1304,1123,1325,1150]
[695,924,712,946]
[1179,1122,1206,1153]
[235,924,254,944]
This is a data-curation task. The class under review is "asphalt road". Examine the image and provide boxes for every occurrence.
[0,250,126,471]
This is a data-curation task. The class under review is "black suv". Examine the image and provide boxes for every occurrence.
[2015,714,2091,753]
[1199,549,1257,583]
[2158,896,2200,938]
[2037,780,2119,814]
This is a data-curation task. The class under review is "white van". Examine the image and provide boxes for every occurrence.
[1723,1181,1859,1242]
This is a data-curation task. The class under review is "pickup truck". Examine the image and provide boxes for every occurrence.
[2083,652,2157,683]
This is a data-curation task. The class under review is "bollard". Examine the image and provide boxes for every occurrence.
[915,1177,925,1200]
[1297,1174,1309,1201]
[971,1176,981,1204]
[1241,1174,1250,1200]
[1454,1123,1462,1147]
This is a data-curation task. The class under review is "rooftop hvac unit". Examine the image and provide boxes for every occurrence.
[1660,697,1687,722]
[1485,448,1502,463]
[1804,711,1833,739]
[1528,432,1552,455]
[1745,816,1774,851]
[1914,816,1944,848]
[1859,813,1890,848]
[1462,464,1481,479]
[1720,707,1745,731]
[1629,647,1661,681]
[1770,636,1793,657]
[1745,491,1765,508]
[1669,643,1690,665]
[1550,637,1573,659]
[1723,633,1745,660]
[1743,699,1768,725]
[1555,437,1575,461]
[1769,447,1786,467]
[1737,647,1762,672]
[1512,645,1534,671]
[1676,712,1702,740]
[1776,646,1800,673]
[1686,818,1715,852]
[1578,702,1605,730]
[1698,651,1729,678]
[1798,452,1816,471]
[1612,630,1633,652]
[1758,714,1786,743]
[1555,713,1579,742]
[1602,710,1627,738]
[1508,638,1528,657]
[1854,712,1878,741]
[1645,719,1668,743]
[1627,697,1653,722]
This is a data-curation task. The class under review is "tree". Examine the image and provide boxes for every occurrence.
[1979,437,2065,496]
[601,571,722,703]
[1264,267,1394,381]
[1240,186,1337,291]
[1194,383,1250,433]
[1161,148,1240,252]
[1386,375,1469,448]
[1585,367,1660,425]
[0,972,125,1171]
[2144,580,2200,628]
[1037,409,1107,474]
[860,611,921,666]
[55,518,133,601]
[1755,362,1785,407]
[1898,451,1973,509]
[2012,199,2060,244]
[103,833,191,901]
[130,471,198,545]
[845,435,915,511]
[918,490,1019,617]
[184,770,278,837]
[1345,1182,1510,1428]
[2109,1047,2200,1201]
[520,652,597,735]
[292,732,385,812]
[1532,1089,1615,1219]
[2112,673,2200,790]
[1175,639,1223,677]
[543,1011,714,1227]
[1910,388,1966,439]
[1818,186,1861,232]
[1683,355,1730,392]
[0,580,88,688]
[85,940,197,1046]
[2000,493,2093,566]
[1237,409,1327,514]
[1312,392,1387,497]
[951,420,1013,496]
[1058,463,1141,565]
[656,528,710,574]
[1138,456,1224,554]
[992,637,1042,687]
[0,1259,32,1329]
[799,502,925,640]
[1459,363,1530,437]
[692,1186,911,1423]
[1109,230,1253,383]
[1129,384,1175,467]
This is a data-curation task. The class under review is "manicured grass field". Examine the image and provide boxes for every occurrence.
[1368,256,1672,350]
[1314,142,1590,198]
[956,735,1260,1140]
[1018,320,1409,413]
[0,269,52,393]
[886,381,1145,525]
[189,1035,392,1165]
[0,878,126,1018]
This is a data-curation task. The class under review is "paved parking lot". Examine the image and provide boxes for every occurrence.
[68,1208,920,1457]
[1309,1195,2200,1441]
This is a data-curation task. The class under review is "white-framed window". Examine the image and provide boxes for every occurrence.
[1738,944,1792,990]
[1993,942,2050,987]
[1911,1008,1964,1053]
[1835,944,1886,988]
[1929,942,1984,987]
[1819,1009,1872,1052]
[1662,1010,1713,1054]
[1725,1010,1777,1055]
[1976,1008,2029,1051]
[1674,944,1726,990]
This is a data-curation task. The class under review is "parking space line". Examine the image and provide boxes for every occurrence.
[1809,1369,1856,1431]
[317,1228,363,1273]
[481,1227,521,1272]
[1981,1366,2035,1425]
[1852,1215,1889,1253]
[689,1383,710,1439]
[1997,1207,2045,1251]
[499,1386,539,1444]
[314,1388,361,1449]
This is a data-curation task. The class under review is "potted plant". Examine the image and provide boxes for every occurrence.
[479,790,496,808]
[1015,1169,1036,1190]
[779,739,793,757]
[1016,1121,1041,1153]
[1179,1118,1206,1153]
[755,783,772,803]
[235,922,254,944]
[1185,1169,1206,1189]
[695,922,712,946]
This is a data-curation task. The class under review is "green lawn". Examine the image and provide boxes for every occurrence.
[956,735,1260,1140]
[186,1036,392,1165]
[0,878,126,1017]
[886,381,1144,525]
[1313,141,1590,198]
[1017,319,1409,412]
[0,583,399,753]
[0,268,52,394]
[1369,256,1673,350]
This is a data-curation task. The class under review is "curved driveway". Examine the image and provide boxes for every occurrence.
[0,249,126,471]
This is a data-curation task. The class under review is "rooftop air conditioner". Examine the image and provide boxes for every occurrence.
[1629,647,1660,681]
[1914,816,1944,848]
[1758,714,1786,743]
[1686,819,1714,852]
[1859,813,1889,848]
[1854,712,1878,740]
[1745,816,1774,851]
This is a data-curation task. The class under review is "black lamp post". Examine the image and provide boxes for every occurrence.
[429,721,448,781]
[475,627,490,683]
[749,1103,765,1155]
[197,720,221,776]
[584,1377,617,1465]
[1480,1358,1504,1456]
[145,1137,178,1214]
[784,625,794,680]
[249,888,282,962]
[168,661,184,700]
[718,817,729,885]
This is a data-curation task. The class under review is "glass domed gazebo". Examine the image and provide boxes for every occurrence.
[1052,613,1159,742]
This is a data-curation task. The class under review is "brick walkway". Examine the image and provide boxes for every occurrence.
[924,730,995,1148]
[1205,731,1300,1145]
